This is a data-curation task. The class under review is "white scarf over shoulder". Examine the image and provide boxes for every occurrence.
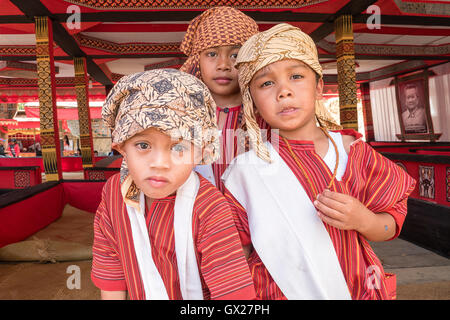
[125,171,204,300]
[222,136,351,300]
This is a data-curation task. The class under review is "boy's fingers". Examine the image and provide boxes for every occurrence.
[317,211,344,229]
[320,189,349,204]
[316,193,346,212]
[314,199,345,221]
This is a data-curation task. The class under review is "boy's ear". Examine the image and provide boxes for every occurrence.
[112,142,126,158]
[315,77,324,101]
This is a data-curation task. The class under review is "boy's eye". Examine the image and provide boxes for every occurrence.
[260,80,273,88]
[172,144,186,153]
[135,142,150,150]
[230,53,238,59]
[292,74,303,80]
[206,51,217,57]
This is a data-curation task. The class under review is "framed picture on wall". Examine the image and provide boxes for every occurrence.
[394,70,441,142]
[419,165,435,200]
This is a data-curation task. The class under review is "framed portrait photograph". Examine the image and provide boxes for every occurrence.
[394,70,440,141]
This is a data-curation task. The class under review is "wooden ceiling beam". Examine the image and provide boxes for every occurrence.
[310,0,380,42]
[9,0,113,86]
[2,54,448,61]
[1,11,449,27]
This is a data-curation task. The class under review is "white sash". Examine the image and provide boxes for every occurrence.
[222,142,351,300]
[126,171,203,300]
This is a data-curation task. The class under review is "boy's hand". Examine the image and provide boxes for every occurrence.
[313,189,372,233]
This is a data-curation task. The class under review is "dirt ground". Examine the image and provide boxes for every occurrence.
[0,205,448,300]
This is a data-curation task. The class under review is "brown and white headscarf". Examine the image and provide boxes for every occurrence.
[179,6,259,78]
[102,69,220,207]
[236,23,342,163]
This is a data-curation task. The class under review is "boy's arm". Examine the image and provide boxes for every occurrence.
[223,187,253,259]
[101,290,127,300]
[318,134,415,241]
[314,190,398,242]
[91,178,128,294]
[223,188,252,242]
[197,193,256,300]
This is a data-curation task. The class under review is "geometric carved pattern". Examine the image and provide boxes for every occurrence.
[66,0,322,9]
[74,57,94,168]
[336,41,354,58]
[14,170,31,188]
[37,56,55,130]
[0,45,36,56]
[87,170,105,181]
[40,129,56,147]
[335,15,358,130]
[35,16,61,181]
[76,34,181,54]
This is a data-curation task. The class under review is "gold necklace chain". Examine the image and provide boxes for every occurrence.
[281,127,339,197]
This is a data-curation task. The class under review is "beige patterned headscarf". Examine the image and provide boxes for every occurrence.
[236,23,341,162]
[102,69,220,205]
[180,6,259,78]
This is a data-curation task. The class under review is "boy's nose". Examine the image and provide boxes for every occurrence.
[149,151,170,169]
[277,83,294,100]
[217,55,231,71]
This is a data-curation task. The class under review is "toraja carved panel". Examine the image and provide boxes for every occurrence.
[74,57,94,168]
[335,15,357,130]
[34,17,61,180]
[14,170,31,188]
[75,34,180,54]
[65,0,326,9]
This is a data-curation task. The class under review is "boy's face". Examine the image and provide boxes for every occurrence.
[199,45,241,106]
[249,59,323,138]
[116,128,200,200]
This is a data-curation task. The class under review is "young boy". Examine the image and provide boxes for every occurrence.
[91,69,256,300]
[180,6,268,192]
[223,24,416,300]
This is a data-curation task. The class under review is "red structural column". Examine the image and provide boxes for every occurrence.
[360,82,375,142]
[35,16,62,181]
[74,57,95,168]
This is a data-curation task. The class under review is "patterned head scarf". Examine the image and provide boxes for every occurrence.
[102,69,220,206]
[236,23,341,162]
[180,6,259,78]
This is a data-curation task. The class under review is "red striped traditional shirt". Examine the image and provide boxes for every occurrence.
[91,173,256,300]
[213,106,269,193]
[225,130,416,300]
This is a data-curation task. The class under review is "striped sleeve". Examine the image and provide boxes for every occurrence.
[91,177,127,291]
[223,186,251,246]
[195,179,256,300]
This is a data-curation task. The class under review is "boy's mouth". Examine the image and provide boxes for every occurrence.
[146,176,169,188]
[278,107,299,115]
[213,77,232,85]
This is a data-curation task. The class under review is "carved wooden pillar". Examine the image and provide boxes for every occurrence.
[74,57,95,168]
[335,15,358,130]
[35,16,62,181]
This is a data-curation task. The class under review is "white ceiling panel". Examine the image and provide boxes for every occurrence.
[386,35,448,45]
[0,34,36,46]
[105,58,173,75]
